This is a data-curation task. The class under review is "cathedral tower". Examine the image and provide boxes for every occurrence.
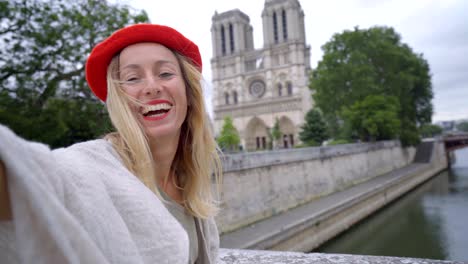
[211,0,312,151]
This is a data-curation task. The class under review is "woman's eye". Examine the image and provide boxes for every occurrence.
[159,72,173,78]
[126,77,140,83]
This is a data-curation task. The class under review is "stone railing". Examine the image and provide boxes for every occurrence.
[218,249,465,264]
[221,140,401,172]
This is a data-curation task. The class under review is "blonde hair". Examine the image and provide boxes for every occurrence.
[105,52,222,219]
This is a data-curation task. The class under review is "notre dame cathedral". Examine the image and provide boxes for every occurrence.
[211,0,312,151]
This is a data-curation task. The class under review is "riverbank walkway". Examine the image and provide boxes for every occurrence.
[220,162,433,249]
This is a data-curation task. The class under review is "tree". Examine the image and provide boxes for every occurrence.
[343,95,401,142]
[311,26,433,146]
[269,117,282,149]
[216,116,240,152]
[299,109,329,146]
[0,0,149,147]
[457,121,468,132]
[419,124,443,138]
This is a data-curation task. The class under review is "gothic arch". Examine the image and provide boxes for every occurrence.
[282,9,288,41]
[277,83,282,96]
[286,81,293,96]
[232,90,238,104]
[220,25,226,55]
[245,117,269,151]
[273,11,279,43]
[229,23,235,53]
[279,116,296,148]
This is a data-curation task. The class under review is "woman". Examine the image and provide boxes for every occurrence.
[0,23,222,264]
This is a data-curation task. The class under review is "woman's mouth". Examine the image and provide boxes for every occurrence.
[141,102,172,121]
[141,103,172,117]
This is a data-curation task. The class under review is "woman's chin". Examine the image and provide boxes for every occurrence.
[145,126,181,142]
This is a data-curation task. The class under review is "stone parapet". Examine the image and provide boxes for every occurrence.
[221,140,401,172]
[218,249,465,264]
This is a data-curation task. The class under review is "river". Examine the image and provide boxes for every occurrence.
[315,147,468,262]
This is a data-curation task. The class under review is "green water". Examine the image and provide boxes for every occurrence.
[316,148,468,262]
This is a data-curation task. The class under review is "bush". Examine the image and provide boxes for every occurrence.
[328,139,351,146]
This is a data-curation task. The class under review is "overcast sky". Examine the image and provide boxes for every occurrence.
[116,0,468,122]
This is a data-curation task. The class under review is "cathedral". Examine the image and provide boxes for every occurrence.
[211,0,312,151]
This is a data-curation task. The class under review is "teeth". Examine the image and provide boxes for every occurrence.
[142,103,172,115]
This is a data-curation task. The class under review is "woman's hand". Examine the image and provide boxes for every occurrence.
[0,160,12,220]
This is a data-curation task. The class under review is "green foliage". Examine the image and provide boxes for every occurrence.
[0,0,149,147]
[293,143,306,148]
[299,109,329,146]
[268,117,282,149]
[216,116,240,152]
[343,95,401,142]
[327,139,351,146]
[311,26,433,146]
[270,118,281,140]
[457,121,468,132]
[419,124,443,138]
[400,120,421,146]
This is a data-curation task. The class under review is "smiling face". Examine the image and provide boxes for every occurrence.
[118,42,188,141]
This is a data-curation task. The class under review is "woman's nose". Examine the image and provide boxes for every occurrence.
[143,76,162,95]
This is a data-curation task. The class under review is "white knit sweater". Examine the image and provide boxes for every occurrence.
[0,124,193,264]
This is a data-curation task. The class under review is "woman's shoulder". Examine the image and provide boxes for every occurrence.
[57,138,112,154]
[58,138,111,151]
[0,125,116,164]
[54,138,118,162]
[48,138,136,201]
[52,138,124,174]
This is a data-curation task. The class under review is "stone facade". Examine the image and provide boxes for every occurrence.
[211,0,312,151]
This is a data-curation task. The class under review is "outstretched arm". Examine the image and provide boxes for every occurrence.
[0,160,12,220]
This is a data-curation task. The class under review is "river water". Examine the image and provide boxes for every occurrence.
[316,148,468,262]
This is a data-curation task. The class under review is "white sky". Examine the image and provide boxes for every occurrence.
[115,0,468,122]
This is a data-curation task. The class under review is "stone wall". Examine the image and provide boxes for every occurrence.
[218,249,464,264]
[217,141,416,233]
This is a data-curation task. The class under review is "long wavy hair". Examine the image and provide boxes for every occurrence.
[104,51,222,219]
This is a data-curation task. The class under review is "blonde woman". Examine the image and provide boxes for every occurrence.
[0,24,222,264]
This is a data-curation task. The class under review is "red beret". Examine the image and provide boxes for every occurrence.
[85,23,202,101]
